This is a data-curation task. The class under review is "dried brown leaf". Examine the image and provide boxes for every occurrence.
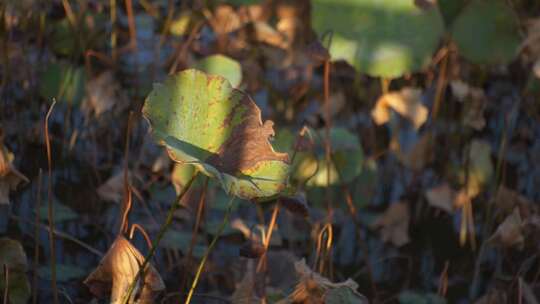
[231,260,262,304]
[520,18,540,63]
[278,259,367,304]
[487,207,524,249]
[425,183,456,213]
[280,193,309,217]
[474,289,507,304]
[450,80,486,130]
[97,171,133,204]
[84,236,164,303]
[493,186,532,216]
[0,140,28,205]
[391,133,433,171]
[519,277,540,304]
[81,71,129,119]
[212,4,243,35]
[372,201,410,247]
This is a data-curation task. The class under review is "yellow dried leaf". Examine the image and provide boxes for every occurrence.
[212,4,243,35]
[372,88,428,129]
[461,140,493,198]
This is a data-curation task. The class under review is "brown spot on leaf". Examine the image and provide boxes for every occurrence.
[209,92,289,174]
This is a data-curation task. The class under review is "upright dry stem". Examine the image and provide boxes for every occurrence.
[3,265,8,304]
[44,100,59,304]
[32,170,43,304]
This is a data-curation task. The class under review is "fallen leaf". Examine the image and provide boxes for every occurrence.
[280,192,309,217]
[450,80,470,101]
[239,240,266,259]
[450,80,487,130]
[520,18,540,64]
[97,171,133,204]
[534,59,540,79]
[461,87,486,130]
[169,11,198,36]
[84,236,164,303]
[425,183,456,213]
[391,132,433,171]
[277,259,367,304]
[372,201,410,247]
[231,259,262,304]
[81,71,129,119]
[372,88,428,130]
[211,4,243,35]
[474,289,507,304]
[519,277,540,304]
[493,186,532,216]
[237,4,267,24]
[0,139,28,205]
[253,22,287,49]
[487,207,524,249]
[151,151,171,173]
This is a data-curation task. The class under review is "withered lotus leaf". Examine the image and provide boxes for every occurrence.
[0,139,29,205]
[84,236,164,304]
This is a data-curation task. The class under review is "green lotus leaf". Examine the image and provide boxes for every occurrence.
[38,264,86,282]
[161,230,207,258]
[293,127,363,187]
[0,238,30,304]
[0,238,28,272]
[194,54,243,88]
[39,62,86,105]
[295,128,364,186]
[143,69,290,200]
[312,0,444,78]
[37,200,78,223]
[451,0,521,65]
[438,0,467,26]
